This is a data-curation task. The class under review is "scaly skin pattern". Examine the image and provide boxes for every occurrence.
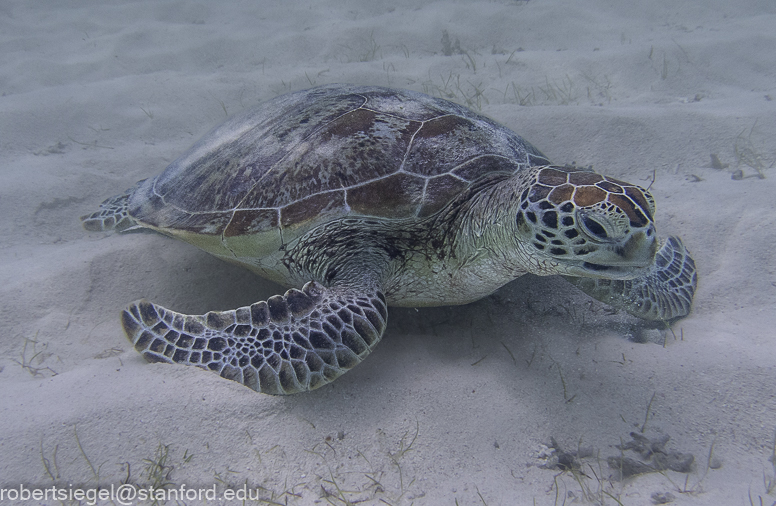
[81,187,137,232]
[121,281,387,394]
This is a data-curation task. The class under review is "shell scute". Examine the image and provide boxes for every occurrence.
[347,173,426,218]
[224,208,279,238]
[280,190,347,229]
[451,155,521,182]
[418,175,470,217]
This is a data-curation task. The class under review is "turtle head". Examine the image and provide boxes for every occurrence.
[514,166,658,279]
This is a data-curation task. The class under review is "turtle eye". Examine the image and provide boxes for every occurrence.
[581,216,609,241]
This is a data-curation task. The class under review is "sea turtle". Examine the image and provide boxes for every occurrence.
[82,84,697,395]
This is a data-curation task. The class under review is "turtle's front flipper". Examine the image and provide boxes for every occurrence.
[121,281,387,394]
[564,236,697,322]
[81,185,139,232]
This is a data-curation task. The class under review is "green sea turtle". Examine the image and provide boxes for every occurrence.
[82,84,696,395]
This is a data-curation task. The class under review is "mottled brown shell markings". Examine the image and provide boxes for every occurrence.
[241,111,419,210]
[128,85,551,236]
[347,173,426,217]
[152,93,368,211]
[225,209,279,237]
[451,156,520,181]
[412,114,469,139]
[174,211,234,235]
[326,108,380,138]
[418,175,470,217]
[404,115,495,178]
[281,191,347,229]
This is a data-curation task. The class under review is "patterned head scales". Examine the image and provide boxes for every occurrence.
[515,166,658,276]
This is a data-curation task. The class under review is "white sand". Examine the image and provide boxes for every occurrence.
[2,0,775,504]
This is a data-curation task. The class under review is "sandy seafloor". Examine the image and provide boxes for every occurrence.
[2,0,776,504]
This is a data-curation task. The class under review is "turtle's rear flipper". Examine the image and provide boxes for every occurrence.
[81,185,139,232]
[565,236,697,322]
[121,281,387,395]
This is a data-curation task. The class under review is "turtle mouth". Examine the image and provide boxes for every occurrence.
[582,261,614,272]
[573,232,657,276]
[575,260,647,279]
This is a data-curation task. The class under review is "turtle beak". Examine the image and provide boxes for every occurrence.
[575,226,657,278]
[614,226,658,267]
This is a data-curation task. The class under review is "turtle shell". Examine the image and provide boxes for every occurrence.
[127,84,549,239]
